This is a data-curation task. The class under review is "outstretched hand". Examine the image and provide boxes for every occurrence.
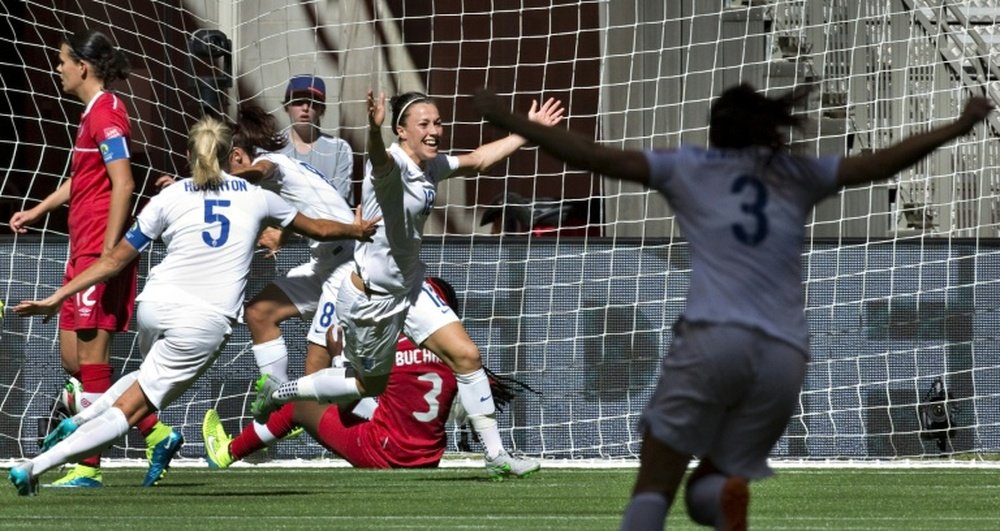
[367,89,386,129]
[527,97,565,127]
[14,296,61,323]
[353,205,381,242]
[958,97,994,132]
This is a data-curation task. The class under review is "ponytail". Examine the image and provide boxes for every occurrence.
[187,116,231,187]
[63,29,130,83]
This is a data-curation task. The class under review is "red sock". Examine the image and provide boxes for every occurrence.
[136,413,160,437]
[230,404,295,461]
[266,403,296,438]
[77,364,112,394]
[229,423,264,461]
[77,364,112,468]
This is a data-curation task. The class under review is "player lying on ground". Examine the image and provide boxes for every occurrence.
[204,277,535,469]
[474,85,993,530]
[8,116,378,496]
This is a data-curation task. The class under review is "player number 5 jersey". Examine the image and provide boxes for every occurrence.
[127,175,297,318]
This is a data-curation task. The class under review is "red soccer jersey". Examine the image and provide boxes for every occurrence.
[68,91,132,258]
[369,336,458,467]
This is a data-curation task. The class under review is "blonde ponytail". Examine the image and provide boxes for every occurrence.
[187,116,231,187]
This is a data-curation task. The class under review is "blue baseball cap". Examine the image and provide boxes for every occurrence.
[284,75,326,103]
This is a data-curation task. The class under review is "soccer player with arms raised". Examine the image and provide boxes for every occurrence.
[250,89,563,479]
[8,28,180,488]
[475,85,993,529]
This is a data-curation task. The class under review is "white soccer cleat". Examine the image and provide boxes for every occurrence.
[250,374,282,424]
[484,451,540,481]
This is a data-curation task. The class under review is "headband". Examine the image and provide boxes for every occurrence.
[395,95,429,128]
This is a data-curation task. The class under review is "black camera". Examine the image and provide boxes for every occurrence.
[919,377,958,452]
[187,29,232,116]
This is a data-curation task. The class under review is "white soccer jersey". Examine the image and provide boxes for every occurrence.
[645,145,840,353]
[254,152,355,266]
[129,174,298,318]
[354,143,459,295]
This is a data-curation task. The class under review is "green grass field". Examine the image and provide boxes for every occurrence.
[1,466,998,529]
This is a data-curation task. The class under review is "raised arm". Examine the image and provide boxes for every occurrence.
[473,90,650,185]
[453,97,565,176]
[837,97,994,187]
[14,238,139,321]
[367,89,393,176]
[288,205,380,243]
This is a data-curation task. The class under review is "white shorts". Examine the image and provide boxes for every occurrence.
[334,277,414,377]
[403,281,460,345]
[305,262,355,345]
[272,254,349,320]
[309,268,459,349]
[641,320,807,480]
[135,301,233,410]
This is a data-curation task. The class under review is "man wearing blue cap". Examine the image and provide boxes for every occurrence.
[279,74,355,205]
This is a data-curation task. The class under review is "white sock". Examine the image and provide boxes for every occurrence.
[620,491,670,531]
[455,369,503,459]
[275,368,361,403]
[72,371,139,425]
[253,337,289,383]
[253,421,278,445]
[33,407,130,476]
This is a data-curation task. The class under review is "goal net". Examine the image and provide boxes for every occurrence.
[2,0,999,466]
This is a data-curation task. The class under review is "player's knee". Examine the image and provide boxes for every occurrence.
[684,472,726,526]
[244,301,273,329]
[444,341,481,373]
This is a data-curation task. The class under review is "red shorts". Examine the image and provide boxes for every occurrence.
[316,407,443,469]
[58,254,138,332]
[317,407,392,468]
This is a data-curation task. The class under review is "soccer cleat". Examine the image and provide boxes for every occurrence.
[48,464,103,488]
[143,429,184,487]
[282,426,305,441]
[41,417,78,451]
[9,462,38,496]
[250,374,282,424]
[484,451,540,481]
[144,422,177,482]
[202,409,234,470]
[720,475,749,531]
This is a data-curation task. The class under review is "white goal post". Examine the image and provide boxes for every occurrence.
[2,0,999,466]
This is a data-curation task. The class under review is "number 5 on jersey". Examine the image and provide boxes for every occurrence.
[203,199,231,247]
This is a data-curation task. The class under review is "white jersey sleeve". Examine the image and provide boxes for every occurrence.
[254,152,356,267]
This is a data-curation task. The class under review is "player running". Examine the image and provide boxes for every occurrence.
[474,84,993,529]
[8,115,378,496]
[8,28,180,488]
